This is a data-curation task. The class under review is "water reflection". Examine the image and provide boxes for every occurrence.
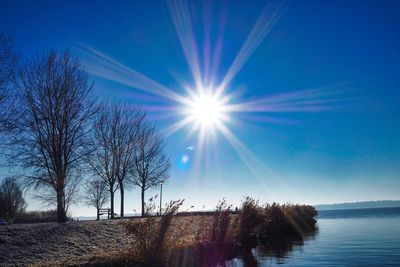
[257,227,318,259]
[232,227,318,267]
[170,227,318,267]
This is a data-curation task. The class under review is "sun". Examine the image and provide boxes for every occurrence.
[184,89,229,131]
[191,94,221,126]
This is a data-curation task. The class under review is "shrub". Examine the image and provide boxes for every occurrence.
[259,203,317,241]
[234,198,317,244]
[13,209,74,224]
[0,177,26,222]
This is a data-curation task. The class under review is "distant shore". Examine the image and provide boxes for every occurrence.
[315,200,400,211]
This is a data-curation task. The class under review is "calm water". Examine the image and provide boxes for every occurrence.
[229,207,400,266]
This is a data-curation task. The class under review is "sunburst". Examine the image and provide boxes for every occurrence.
[78,0,355,192]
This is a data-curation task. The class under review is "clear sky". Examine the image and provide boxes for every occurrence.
[1,0,400,216]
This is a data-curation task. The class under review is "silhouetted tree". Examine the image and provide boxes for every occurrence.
[14,51,96,222]
[32,175,80,216]
[86,103,118,219]
[130,121,170,216]
[0,33,19,144]
[85,178,109,220]
[113,105,144,217]
[86,103,143,218]
[0,177,26,221]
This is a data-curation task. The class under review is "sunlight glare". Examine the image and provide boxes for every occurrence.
[185,89,228,131]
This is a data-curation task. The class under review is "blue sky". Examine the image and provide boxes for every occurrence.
[1,0,400,216]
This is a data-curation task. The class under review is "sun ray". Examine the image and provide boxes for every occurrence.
[168,0,203,90]
[239,84,352,106]
[217,2,287,96]
[163,116,194,137]
[226,85,358,113]
[190,126,206,177]
[75,43,187,104]
[215,122,279,199]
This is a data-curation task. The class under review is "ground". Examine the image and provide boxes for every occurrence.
[0,207,315,266]
[0,220,133,266]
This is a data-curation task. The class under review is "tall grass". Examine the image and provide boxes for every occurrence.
[238,197,263,247]
[122,198,195,266]
[260,203,317,241]
[237,198,317,244]
[166,198,317,267]
[116,197,317,266]
[211,199,233,243]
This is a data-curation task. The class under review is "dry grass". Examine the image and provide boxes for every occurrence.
[121,199,216,266]
[0,215,217,266]
[0,199,317,266]
[0,220,133,266]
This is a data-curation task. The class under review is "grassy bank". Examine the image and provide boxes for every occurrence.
[0,220,132,266]
[0,199,317,266]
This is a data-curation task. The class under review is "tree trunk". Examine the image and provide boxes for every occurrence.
[96,208,100,220]
[56,188,66,222]
[141,187,145,217]
[110,187,115,219]
[119,183,124,217]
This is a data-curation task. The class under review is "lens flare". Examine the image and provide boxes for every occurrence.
[181,154,189,163]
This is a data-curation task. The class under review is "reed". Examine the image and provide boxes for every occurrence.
[108,198,317,266]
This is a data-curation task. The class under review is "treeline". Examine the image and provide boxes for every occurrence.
[0,33,170,222]
[0,178,26,221]
[13,210,66,224]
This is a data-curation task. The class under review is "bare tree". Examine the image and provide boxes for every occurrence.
[87,103,143,218]
[14,51,96,222]
[130,121,170,216]
[86,103,118,219]
[85,178,109,220]
[33,174,80,216]
[0,33,19,144]
[113,105,144,217]
[0,177,26,221]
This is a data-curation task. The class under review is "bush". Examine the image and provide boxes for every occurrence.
[259,203,317,241]
[13,210,74,224]
[234,198,317,244]
[13,210,57,223]
[0,177,26,222]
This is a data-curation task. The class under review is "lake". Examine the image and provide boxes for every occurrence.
[228,207,400,266]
